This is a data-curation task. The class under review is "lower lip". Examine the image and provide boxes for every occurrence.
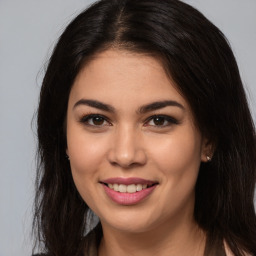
[102,184,157,205]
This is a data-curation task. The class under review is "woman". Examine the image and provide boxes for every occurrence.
[33,0,256,255]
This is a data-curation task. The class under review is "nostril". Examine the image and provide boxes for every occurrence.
[107,148,147,168]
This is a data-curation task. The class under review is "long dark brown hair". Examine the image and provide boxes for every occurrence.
[33,0,256,255]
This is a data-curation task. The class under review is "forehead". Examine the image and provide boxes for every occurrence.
[69,49,188,110]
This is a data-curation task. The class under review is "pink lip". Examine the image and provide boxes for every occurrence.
[100,177,158,205]
[101,177,156,185]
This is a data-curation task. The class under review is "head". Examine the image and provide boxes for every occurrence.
[34,0,256,255]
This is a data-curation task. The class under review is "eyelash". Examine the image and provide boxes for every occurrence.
[80,114,111,127]
[79,114,179,128]
[145,115,179,127]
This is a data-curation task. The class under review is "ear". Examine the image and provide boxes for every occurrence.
[201,137,214,162]
[66,147,69,157]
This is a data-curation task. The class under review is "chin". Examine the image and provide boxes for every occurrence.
[98,207,164,234]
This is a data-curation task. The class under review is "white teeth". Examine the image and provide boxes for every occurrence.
[119,184,127,193]
[127,184,136,193]
[107,183,151,193]
[136,184,142,191]
[113,184,119,191]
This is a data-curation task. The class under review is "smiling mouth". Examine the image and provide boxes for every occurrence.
[100,182,158,193]
[100,178,159,205]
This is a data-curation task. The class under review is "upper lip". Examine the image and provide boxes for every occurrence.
[100,177,158,185]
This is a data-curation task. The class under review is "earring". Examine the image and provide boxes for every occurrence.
[66,154,70,160]
[206,156,211,162]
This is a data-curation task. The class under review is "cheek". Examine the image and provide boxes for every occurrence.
[67,125,106,172]
[70,142,103,175]
[147,127,202,179]
[145,129,202,216]
[67,131,108,206]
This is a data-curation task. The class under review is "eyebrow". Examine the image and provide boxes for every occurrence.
[73,99,115,112]
[73,99,184,113]
[138,100,185,113]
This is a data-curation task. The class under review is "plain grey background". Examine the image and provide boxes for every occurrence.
[0,1,255,255]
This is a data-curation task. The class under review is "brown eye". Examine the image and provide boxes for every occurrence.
[80,114,110,127]
[145,115,179,127]
[152,116,166,126]
[91,116,105,125]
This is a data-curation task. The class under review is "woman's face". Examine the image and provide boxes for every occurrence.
[66,50,209,234]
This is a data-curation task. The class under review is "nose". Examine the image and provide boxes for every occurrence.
[107,125,147,168]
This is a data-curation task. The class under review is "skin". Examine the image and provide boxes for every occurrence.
[66,49,212,256]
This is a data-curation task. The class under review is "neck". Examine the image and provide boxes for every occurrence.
[98,217,206,256]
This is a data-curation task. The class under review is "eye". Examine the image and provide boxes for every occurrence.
[80,114,111,127]
[145,115,179,127]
